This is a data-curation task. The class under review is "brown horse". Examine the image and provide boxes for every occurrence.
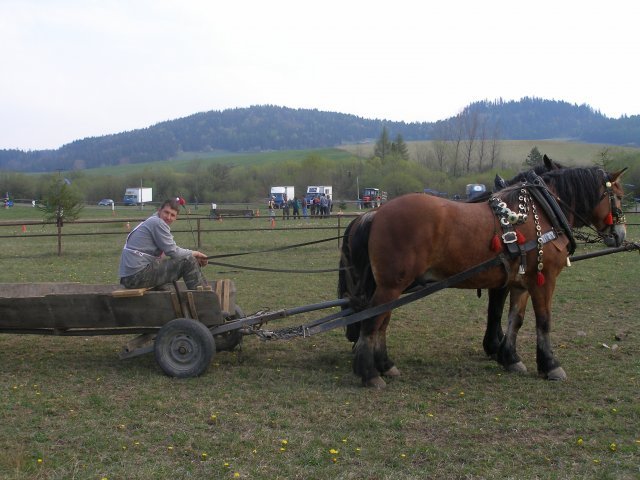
[339,166,627,387]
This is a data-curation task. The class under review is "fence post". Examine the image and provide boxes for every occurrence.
[337,214,341,248]
[57,225,62,256]
[197,218,201,249]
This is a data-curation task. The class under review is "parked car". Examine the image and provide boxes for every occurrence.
[98,199,114,206]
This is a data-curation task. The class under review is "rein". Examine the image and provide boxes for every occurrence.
[205,234,346,273]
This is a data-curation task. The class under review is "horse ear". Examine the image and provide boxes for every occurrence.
[609,168,628,183]
[543,154,562,170]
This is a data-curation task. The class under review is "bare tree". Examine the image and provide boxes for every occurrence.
[476,116,488,172]
[488,121,501,169]
[461,108,479,173]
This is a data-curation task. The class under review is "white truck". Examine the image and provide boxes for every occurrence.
[304,185,333,207]
[123,187,153,206]
[269,186,294,209]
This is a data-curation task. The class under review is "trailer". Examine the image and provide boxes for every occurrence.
[0,280,243,378]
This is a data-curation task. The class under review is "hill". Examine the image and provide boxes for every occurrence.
[1,98,638,173]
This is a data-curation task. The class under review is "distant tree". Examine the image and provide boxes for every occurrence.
[390,134,410,161]
[38,176,84,225]
[593,147,614,169]
[524,146,543,167]
[374,127,392,161]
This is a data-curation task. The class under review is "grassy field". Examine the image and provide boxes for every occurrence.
[0,211,638,479]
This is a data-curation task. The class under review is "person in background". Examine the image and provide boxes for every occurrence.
[118,198,209,290]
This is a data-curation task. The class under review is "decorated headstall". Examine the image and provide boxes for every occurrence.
[602,173,626,227]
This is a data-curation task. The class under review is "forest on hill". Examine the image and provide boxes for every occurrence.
[1,98,639,173]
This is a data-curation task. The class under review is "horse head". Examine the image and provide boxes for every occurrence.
[596,168,628,247]
[540,166,627,248]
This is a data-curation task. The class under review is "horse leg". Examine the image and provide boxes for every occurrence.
[497,286,529,374]
[353,312,392,388]
[377,312,401,378]
[482,287,508,358]
[530,280,566,380]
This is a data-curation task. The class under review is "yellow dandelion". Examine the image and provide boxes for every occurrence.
[37,458,43,464]
[167,446,174,452]
[400,453,406,459]
[117,424,126,430]
[576,438,583,446]
[427,413,434,417]
[281,439,288,446]
[201,453,208,461]
[252,449,257,454]
[210,414,217,421]
[593,459,601,464]
[332,457,338,463]
[234,473,240,478]
[122,445,127,450]
[342,438,347,443]
[224,462,230,468]
[280,447,286,452]
[133,441,140,446]
[329,449,339,455]
[459,391,465,397]
[355,447,361,453]
[609,443,617,452]
[610,408,617,413]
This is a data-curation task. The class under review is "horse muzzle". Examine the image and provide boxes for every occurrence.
[602,224,626,247]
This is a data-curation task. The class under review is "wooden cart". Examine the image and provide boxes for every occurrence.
[0,280,243,378]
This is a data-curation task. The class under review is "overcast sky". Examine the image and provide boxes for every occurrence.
[1,0,638,151]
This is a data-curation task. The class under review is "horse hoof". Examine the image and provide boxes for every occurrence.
[383,366,401,377]
[505,361,527,374]
[545,367,567,381]
[364,376,386,388]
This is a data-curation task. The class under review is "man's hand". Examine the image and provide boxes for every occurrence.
[192,251,209,267]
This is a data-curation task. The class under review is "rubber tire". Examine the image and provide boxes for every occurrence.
[154,318,215,378]
[214,305,245,352]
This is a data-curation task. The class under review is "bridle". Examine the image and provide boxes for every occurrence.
[601,173,626,228]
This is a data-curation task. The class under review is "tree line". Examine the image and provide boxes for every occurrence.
[2,134,638,213]
[1,99,639,173]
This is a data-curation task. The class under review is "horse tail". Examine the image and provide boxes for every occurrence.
[339,211,377,343]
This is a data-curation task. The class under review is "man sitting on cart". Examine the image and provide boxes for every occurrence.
[118,198,209,291]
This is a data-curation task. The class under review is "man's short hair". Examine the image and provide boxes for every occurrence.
[160,198,181,212]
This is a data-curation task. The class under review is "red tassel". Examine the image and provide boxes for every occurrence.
[537,271,545,286]
[604,212,613,225]
[516,229,526,244]
[491,234,502,252]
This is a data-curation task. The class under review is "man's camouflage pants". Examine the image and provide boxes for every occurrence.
[120,256,207,290]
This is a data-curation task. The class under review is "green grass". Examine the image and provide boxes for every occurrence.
[0,214,638,479]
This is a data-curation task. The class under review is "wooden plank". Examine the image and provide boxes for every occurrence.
[111,288,149,298]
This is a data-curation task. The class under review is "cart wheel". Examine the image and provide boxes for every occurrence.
[154,318,215,378]
[214,305,245,352]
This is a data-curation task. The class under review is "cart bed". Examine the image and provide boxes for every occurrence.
[0,282,235,334]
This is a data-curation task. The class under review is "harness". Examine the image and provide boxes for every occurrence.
[489,171,576,286]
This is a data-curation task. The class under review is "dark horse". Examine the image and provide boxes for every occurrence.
[339,166,627,387]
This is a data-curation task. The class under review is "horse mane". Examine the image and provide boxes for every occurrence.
[497,166,605,228]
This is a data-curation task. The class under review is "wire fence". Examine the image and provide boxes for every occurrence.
[1,209,639,256]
